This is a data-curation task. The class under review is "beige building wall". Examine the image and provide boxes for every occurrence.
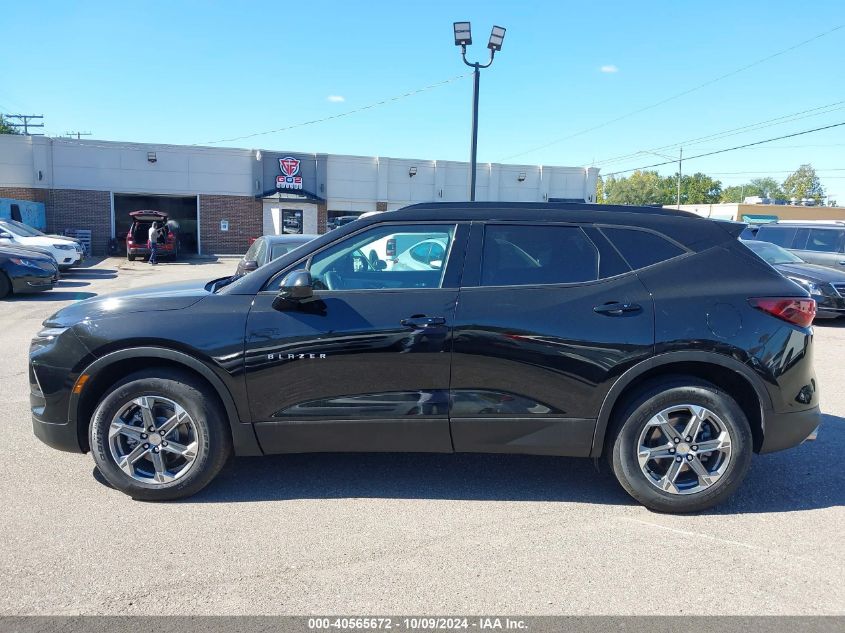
[666,203,845,222]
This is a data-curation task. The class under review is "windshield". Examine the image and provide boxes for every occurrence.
[745,240,804,265]
[1,219,45,237]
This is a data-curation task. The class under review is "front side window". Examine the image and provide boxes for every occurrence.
[757,226,797,248]
[308,224,456,291]
[480,225,599,286]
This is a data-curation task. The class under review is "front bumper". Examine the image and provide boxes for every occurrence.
[812,292,845,318]
[11,269,58,293]
[760,405,821,453]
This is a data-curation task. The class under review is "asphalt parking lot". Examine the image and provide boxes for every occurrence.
[0,258,843,616]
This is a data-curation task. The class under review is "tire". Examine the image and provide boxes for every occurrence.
[89,368,232,501]
[0,273,11,299]
[127,254,135,261]
[608,377,752,513]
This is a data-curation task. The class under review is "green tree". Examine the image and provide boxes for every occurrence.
[675,172,722,204]
[595,176,605,203]
[603,171,671,206]
[719,177,784,202]
[0,115,21,134]
[782,164,824,203]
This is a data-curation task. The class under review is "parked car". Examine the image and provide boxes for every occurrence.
[0,219,82,270]
[235,234,318,275]
[31,202,820,512]
[742,239,845,319]
[392,237,449,271]
[0,218,87,258]
[754,221,845,271]
[0,244,59,298]
[126,210,179,261]
[327,215,360,231]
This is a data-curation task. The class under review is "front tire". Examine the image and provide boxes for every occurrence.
[609,378,752,513]
[89,368,231,501]
[127,253,135,262]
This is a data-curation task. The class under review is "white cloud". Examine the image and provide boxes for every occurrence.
[327,95,345,103]
[599,65,619,73]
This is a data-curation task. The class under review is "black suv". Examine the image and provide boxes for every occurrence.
[30,203,820,512]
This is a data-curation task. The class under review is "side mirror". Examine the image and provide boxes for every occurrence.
[0,231,12,240]
[242,259,259,272]
[274,269,314,309]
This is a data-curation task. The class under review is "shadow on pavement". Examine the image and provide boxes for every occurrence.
[814,318,845,328]
[95,414,841,513]
[14,290,97,301]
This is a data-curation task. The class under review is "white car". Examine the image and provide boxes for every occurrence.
[392,238,449,271]
[0,219,83,270]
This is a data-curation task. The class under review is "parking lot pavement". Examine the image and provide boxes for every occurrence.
[0,257,843,616]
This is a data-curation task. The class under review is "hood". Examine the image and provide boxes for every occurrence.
[44,279,211,327]
[0,244,56,261]
[774,262,845,283]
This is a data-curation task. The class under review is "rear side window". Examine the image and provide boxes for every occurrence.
[601,227,685,270]
[805,228,843,253]
[756,226,797,248]
[480,225,598,286]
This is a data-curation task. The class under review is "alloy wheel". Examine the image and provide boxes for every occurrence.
[107,395,199,484]
[636,404,732,495]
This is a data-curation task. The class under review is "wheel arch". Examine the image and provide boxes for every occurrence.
[591,351,772,457]
[71,347,261,456]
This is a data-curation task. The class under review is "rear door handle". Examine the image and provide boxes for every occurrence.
[400,315,447,328]
[593,302,642,316]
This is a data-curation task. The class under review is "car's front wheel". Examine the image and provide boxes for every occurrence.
[609,378,752,513]
[89,368,231,500]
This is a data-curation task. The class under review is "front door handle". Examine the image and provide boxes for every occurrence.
[400,315,447,328]
[593,302,642,316]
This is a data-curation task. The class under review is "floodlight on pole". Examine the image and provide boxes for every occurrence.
[453,21,506,201]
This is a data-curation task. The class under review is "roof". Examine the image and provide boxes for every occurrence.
[263,234,319,243]
[393,201,702,221]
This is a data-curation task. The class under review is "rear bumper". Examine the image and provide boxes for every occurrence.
[127,246,176,257]
[760,405,821,453]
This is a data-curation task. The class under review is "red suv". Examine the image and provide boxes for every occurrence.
[126,210,178,261]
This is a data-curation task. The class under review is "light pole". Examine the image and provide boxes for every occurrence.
[642,147,683,208]
[453,22,506,201]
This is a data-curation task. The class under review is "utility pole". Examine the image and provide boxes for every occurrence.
[65,131,92,140]
[676,147,683,209]
[4,114,44,135]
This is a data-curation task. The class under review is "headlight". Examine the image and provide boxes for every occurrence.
[54,244,74,251]
[10,257,41,269]
[787,276,822,295]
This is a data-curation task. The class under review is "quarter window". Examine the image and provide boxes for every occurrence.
[756,226,797,248]
[480,225,599,286]
[805,229,842,253]
[601,227,685,270]
[307,224,456,290]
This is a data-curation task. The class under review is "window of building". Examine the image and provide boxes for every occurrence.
[480,225,599,287]
[601,227,686,270]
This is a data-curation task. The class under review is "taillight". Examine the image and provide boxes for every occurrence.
[750,297,816,328]
[386,238,396,257]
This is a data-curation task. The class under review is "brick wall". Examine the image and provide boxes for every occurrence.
[199,194,262,255]
[45,189,112,255]
[0,187,48,203]
[317,203,328,234]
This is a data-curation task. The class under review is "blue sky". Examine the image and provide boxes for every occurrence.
[2,0,845,200]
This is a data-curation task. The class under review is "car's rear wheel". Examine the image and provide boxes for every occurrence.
[89,368,231,501]
[0,273,11,299]
[609,378,752,513]
[127,253,135,261]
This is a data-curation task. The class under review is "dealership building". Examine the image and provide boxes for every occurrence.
[0,135,599,255]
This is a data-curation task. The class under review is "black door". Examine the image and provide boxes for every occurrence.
[244,222,467,454]
[449,222,655,457]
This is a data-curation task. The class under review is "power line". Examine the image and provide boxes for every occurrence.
[708,168,845,175]
[201,73,470,145]
[498,24,844,162]
[591,99,845,167]
[600,121,845,177]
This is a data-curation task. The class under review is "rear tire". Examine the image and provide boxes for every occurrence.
[0,273,11,299]
[609,377,752,513]
[127,253,135,262]
[89,368,231,501]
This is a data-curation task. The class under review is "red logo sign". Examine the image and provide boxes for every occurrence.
[277,156,303,190]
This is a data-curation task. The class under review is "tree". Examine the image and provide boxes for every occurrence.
[595,176,605,204]
[782,164,824,203]
[0,115,21,135]
[676,172,722,204]
[603,171,671,206]
[719,177,784,203]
